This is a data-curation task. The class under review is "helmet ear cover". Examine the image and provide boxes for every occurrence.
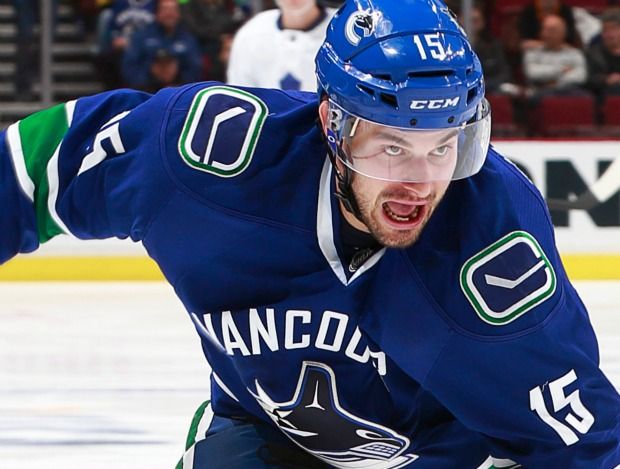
[318,107,364,220]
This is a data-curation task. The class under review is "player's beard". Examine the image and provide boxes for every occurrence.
[350,174,443,249]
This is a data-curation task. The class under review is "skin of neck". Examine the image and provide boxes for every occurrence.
[280,4,322,30]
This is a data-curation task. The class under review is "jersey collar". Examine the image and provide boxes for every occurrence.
[316,157,386,286]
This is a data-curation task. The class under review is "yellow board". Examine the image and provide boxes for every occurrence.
[0,257,164,281]
[0,255,618,281]
[560,255,620,280]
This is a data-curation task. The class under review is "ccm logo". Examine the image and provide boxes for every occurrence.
[410,97,460,110]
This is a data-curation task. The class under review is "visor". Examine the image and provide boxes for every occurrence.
[325,100,491,183]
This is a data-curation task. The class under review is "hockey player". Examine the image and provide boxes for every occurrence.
[1,0,619,467]
[227,0,335,91]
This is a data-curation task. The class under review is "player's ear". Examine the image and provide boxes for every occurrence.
[318,100,330,136]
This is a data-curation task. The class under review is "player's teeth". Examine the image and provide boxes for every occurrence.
[385,205,419,222]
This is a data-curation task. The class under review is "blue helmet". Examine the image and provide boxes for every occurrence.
[315,0,487,130]
[315,0,491,191]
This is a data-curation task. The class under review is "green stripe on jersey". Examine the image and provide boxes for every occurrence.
[17,103,70,242]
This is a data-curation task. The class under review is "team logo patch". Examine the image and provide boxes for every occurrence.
[460,231,556,325]
[345,10,376,46]
[250,362,419,468]
[178,86,267,177]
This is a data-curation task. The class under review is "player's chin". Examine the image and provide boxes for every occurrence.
[378,229,422,248]
[373,206,432,248]
[372,219,425,248]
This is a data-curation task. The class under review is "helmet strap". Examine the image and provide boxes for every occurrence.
[325,138,364,222]
[316,113,365,223]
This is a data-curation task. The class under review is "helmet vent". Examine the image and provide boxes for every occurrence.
[408,70,454,79]
[380,93,398,109]
[372,73,392,81]
[466,86,478,104]
[357,84,375,96]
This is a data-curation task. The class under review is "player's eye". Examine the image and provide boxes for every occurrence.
[430,145,451,157]
[384,145,403,157]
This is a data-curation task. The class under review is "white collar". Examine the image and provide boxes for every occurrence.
[316,157,386,286]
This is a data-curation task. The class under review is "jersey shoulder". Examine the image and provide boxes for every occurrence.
[159,82,325,231]
[405,145,567,338]
[235,9,279,38]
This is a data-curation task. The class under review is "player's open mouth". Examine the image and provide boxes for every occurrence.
[381,201,427,229]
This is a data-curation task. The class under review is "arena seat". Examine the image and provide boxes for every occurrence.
[487,94,522,137]
[601,95,620,136]
[536,94,597,137]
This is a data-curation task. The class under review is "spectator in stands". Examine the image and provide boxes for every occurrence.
[457,3,517,95]
[95,0,157,89]
[69,0,101,33]
[179,0,234,78]
[203,19,243,82]
[227,0,334,91]
[518,0,579,50]
[523,14,587,96]
[573,6,602,47]
[122,0,203,92]
[587,8,620,98]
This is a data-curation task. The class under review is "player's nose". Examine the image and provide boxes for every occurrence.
[401,181,432,199]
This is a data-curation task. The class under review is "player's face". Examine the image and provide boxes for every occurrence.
[318,101,457,248]
[275,0,316,16]
[343,121,455,248]
[344,119,459,183]
[346,161,451,249]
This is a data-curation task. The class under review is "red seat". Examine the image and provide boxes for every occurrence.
[493,0,531,15]
[600,95,620,136]
[487,94,522,137]
[536,94,596,137]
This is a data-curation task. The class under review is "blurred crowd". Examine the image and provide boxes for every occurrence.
[448,0,620,136]
[11,0,620,136]
[92,0,247,92]
[12,0,339,94]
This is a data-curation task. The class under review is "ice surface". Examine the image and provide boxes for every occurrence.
[0,281,617,468]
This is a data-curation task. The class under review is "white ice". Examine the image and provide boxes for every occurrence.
[0,281,618,469]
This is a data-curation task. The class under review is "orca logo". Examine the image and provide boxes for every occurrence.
[249,362,419,468]
[345,10,375,46]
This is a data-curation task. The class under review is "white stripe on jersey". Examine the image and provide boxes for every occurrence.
[46,101,77,237]
[6,123,35,202]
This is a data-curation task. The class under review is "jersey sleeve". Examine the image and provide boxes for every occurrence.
[0,87,177,264]
[425,293,620,466]
[422,155,620,466]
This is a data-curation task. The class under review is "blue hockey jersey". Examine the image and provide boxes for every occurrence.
[1,82,619,468]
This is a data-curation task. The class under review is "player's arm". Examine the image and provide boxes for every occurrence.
[0,87,175,264]
[424,185,620,466]
[523,49,560,83]
[426,300,619,466]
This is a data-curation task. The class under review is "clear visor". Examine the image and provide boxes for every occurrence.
[326,100,491,183]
